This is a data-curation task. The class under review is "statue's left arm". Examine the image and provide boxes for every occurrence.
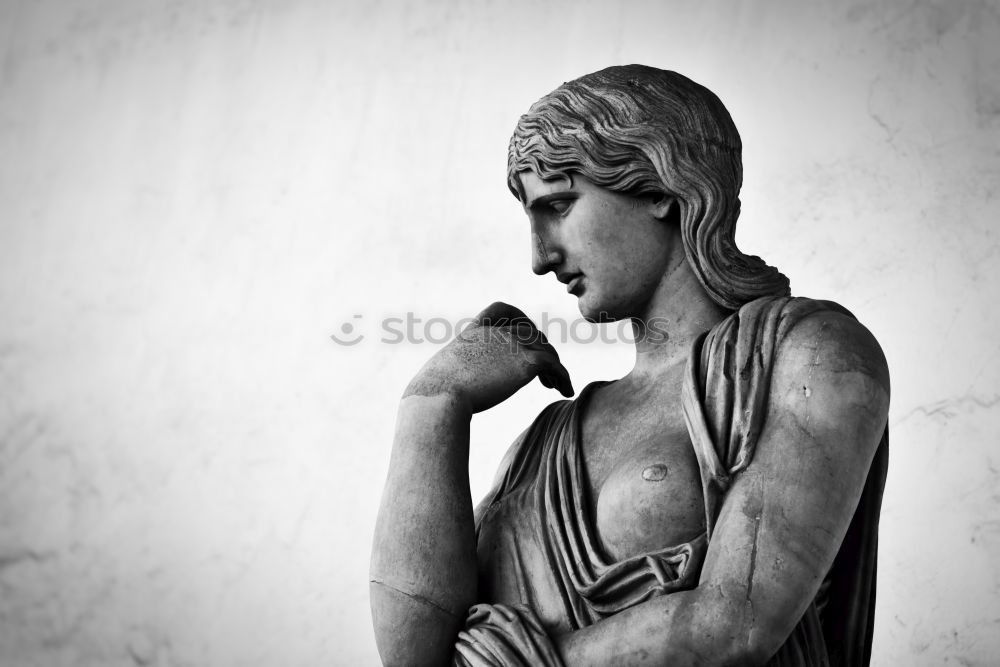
[555,309,890,665]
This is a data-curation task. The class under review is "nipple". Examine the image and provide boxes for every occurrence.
[641,464,669,482]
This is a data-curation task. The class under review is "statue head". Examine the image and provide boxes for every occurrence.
[507,64,790,311]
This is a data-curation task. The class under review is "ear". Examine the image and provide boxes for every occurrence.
[649,193,677,221]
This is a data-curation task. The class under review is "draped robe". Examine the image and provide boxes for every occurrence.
[453,297,889,666]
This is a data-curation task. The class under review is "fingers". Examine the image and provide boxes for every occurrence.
[473,301,531,328]
[511,321,549,350]
[522,349,575,398]
[470,304,547,349]
[541,364,574,399]
[509,321,572,398]
[548,359,574,398]
[470,309,553,357]
[467,302,575,398]
[546,359,574,398]
[513,324,569,393]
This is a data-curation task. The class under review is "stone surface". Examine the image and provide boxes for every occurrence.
[0,1,998,665]
[372,66,890,665]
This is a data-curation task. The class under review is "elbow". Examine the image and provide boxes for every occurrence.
[646,597,786,667]
[717,641,779,667]
[370,580,465,667]
[711,618,789,667]
[668,594,786,667]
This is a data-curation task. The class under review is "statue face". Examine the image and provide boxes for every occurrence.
[518,170,681,322]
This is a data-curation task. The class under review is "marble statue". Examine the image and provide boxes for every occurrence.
[370,65,890,666]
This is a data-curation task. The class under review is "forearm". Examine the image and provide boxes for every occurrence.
[554,585,770,667]
[370,393,478,665]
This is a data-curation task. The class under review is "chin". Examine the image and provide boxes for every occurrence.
[577,294,624,324]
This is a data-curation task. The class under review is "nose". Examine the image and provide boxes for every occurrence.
[531,230,563,275]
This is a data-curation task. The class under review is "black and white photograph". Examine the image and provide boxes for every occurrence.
[1,1,998,665]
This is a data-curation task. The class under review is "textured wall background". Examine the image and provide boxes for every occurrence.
[1,0,998,665]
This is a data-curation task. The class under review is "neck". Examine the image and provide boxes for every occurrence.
[628,258,730,380]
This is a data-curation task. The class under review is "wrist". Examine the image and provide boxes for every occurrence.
[399,387,473,421]
[403,369,473,414]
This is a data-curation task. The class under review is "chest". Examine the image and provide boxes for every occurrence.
[579,381,706,562]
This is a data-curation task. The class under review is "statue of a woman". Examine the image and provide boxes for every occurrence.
[370,65,890,666]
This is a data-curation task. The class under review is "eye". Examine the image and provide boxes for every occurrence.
[549,199,573,215]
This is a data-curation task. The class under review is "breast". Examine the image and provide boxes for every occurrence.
[594,432,706,562]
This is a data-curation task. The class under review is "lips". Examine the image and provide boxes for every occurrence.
[560,273,584,295]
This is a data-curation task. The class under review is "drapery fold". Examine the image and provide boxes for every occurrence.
[455,297,887,666]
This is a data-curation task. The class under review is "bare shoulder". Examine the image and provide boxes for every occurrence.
[769,306,890,454]
[695,305,891,660]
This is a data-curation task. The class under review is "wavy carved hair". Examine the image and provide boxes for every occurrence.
[507,64,790,310]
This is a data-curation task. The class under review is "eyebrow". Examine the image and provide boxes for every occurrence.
[525,191,576,211]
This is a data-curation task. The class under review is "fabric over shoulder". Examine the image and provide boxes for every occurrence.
[454,296,889,667]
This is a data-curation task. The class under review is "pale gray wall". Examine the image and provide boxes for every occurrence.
[1,0,998,665]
